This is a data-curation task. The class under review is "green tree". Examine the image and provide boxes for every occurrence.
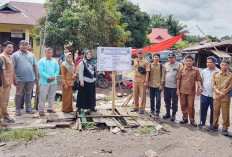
[150,14,187,36]
[34,0,130,51]
[220,35,232,41]
[182,35,206,43]
[118,0,151,48]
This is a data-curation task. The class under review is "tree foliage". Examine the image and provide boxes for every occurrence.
[118,0,151,48]
[150,14,187,36]
[182,35,206,43]
[34,0,130,51]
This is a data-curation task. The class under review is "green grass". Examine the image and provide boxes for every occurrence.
[102,97,112,101]
[82,122,97,130]
[0,127,47,143]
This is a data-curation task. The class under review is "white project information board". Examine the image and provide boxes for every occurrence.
[97,47,132,71]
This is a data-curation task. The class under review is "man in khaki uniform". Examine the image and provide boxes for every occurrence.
[131,49,150,114]
[0,41,15,123]
[149,53,166,117]
[177,55,202,127]
[208,60,232,136]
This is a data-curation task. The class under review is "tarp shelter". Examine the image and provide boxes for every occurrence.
[132,33,185,55]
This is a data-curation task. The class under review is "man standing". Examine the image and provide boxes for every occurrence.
[12,40,38,116]
[131,49,150,114]
[177,55,202,126]
[0,41,15,123]
[59,49,69,64]
[149,53,166,117]
[208,60,232,135]
[163,53,180,121]
[0,56,7,127]
[38,47,60,116]
[200,56,219,126]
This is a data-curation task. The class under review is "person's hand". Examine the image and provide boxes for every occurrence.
[64,85,68,89]
[34,77,39,84]
[3,80,10,88]
[72,74,76,79]
[80,83,84,87]
[50,77,55,81]
[144,82,148,88]
[159,85,163,91]
[176,89,180,96]
[14,79,18,86]
[197,88,203,96]
[219,92,225,97]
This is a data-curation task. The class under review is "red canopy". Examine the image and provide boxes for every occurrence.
[132,32,185,55]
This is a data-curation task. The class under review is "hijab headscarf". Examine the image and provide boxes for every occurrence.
[61,52,74,74]
[83,50,95,75]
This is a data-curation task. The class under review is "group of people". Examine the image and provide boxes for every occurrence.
[0,40,232,136]
[132,49,232,135]
[0,40,97,127]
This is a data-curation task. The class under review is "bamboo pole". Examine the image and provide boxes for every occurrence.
[196,25,224,59]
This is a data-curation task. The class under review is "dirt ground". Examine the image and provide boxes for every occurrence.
[1,85,232,157]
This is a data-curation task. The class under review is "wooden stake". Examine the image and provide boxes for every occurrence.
[112,71,116,115]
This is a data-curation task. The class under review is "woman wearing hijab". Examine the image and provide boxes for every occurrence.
[61,52,76,112]
[76,50,96,112]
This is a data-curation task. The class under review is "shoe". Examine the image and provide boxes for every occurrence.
[207,126,219,131]
[163,113,170,119]
[47,109,56,113]
[131,108,138,112]
[39,111,45,116]
[148,111,154,116]
[198,123,205,127]
[179,119,188,124]
[191,122,198,127]
[222,129,228,136]
[170,115,176,121]
[139,110,144,114]
[91,108,97,112]
[3,117,15,123]
[155,112,159,117]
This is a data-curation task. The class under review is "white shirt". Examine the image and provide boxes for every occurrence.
[201,67,220,97]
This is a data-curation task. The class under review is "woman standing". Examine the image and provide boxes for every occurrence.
[61,52,76,112]
[76,50,96,112]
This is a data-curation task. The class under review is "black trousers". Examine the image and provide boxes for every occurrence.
[164,87,178,113]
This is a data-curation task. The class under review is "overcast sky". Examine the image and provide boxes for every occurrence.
[1,0,231,38]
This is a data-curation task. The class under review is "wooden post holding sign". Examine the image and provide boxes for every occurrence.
[97,47,132,115]
[111,71,116,115]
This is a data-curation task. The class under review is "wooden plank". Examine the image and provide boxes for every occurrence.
[116,107,139,127]
[91,110,102,123]
[124,108,149,127]
[98,110,118,127]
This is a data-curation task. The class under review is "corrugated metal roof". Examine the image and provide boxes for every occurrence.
[183,40,232,52]
[148,28,182,43]
[211,50,231,58]
[0,1,46,26]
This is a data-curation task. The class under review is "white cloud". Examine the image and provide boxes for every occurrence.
[130,0,232,38]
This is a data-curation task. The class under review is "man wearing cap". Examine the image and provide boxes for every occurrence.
[163,53,180,121]
[208,60,232,135]
[199,56,219,126]
[131,49,150,114]
[12,40,39,116]
[149,53,166,117]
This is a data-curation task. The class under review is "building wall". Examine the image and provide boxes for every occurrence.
[0,24,40,60]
